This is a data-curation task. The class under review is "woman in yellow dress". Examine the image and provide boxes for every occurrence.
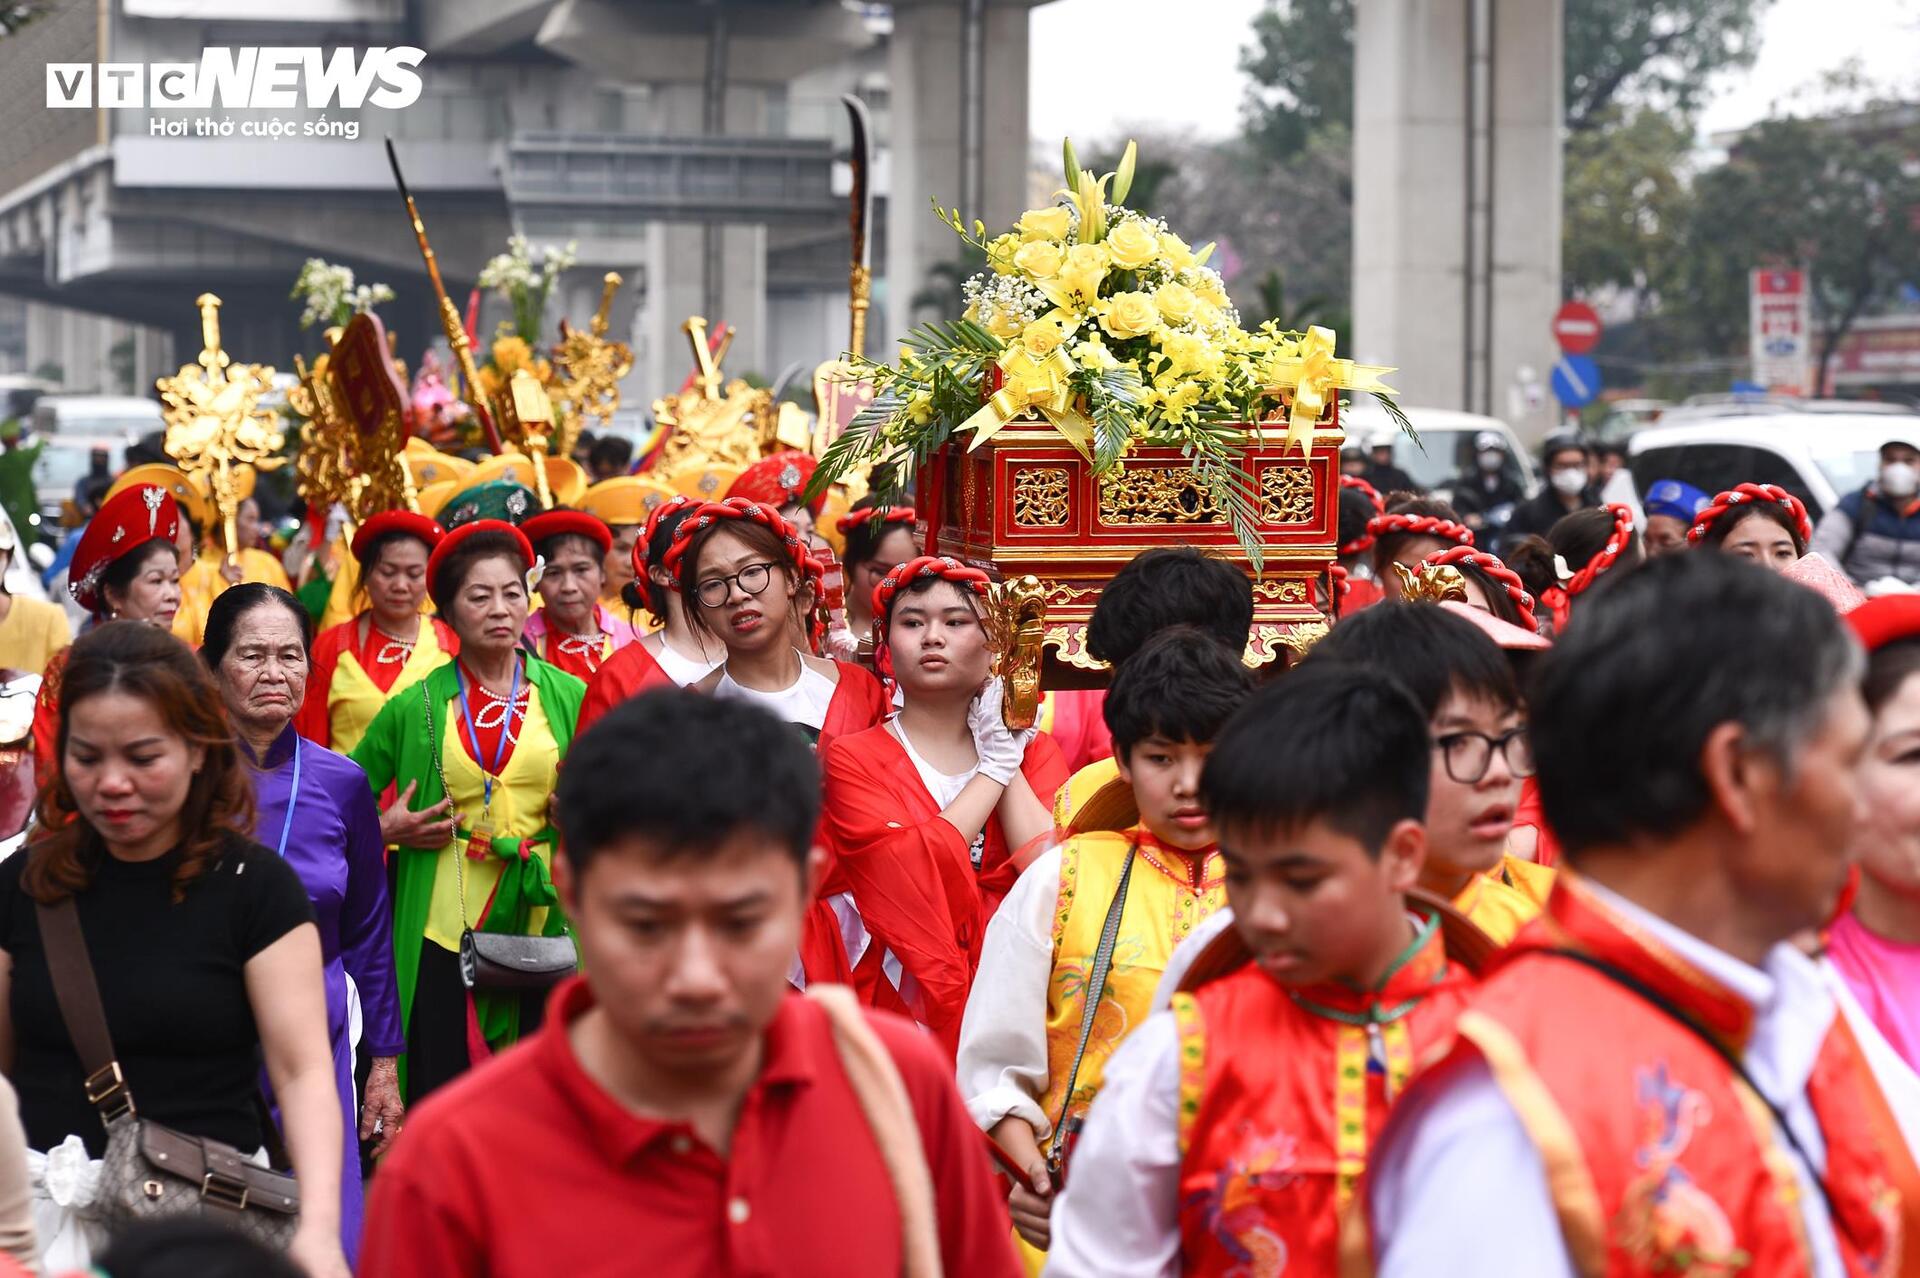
[295,510,456,754]
[349,518,585,1102]
[173,481,292,647]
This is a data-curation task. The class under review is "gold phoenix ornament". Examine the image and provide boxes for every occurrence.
[652,317,776,476]
[158,293,286,559]
[985,574,1048,731]
[552,272,634,456]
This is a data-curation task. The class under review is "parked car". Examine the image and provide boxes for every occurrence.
[26,395,161,526]
[1339,403,1540,506]
[1626,413,1919,522]
[0,377,59,425]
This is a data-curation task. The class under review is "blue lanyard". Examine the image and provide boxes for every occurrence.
[455,660,520,814]
[273,737,302,861]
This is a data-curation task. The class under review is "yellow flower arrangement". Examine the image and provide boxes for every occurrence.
[809,138,1404,565]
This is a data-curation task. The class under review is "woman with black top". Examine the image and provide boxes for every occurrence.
[0,622,347,1277]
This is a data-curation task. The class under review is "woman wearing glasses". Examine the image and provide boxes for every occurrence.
[664,499,887,752]
[204,585,402,1266]
[350,521,585,1102]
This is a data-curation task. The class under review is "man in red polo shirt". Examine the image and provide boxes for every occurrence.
[359,689,1022,1277]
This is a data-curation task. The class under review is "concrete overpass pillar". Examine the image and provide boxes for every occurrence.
[1353,0,1562,441]
[887,1,1031,331]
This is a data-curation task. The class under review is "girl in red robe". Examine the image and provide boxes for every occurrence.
[819,556,1066,1052]
[660,498,888,751]
[576,496,723,732]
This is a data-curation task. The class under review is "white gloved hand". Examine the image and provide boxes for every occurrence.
[968,677,1031,785]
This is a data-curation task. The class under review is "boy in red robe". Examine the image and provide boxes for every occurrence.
[1361,553,1920,1277]
[1045,663,1480,1277]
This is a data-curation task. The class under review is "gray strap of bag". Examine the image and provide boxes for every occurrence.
[1045,842,1135,1168]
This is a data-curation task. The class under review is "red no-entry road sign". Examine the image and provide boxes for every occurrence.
[1553,301,1602,355]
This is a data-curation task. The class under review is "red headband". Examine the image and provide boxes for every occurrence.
[1539,502,1635,632]
[1419,546,1540,633]
[837,505,919,537]
[1339,475,1386,557]
[868,555,992,683]
[1687,483,1813,548]
[1367,511,1475,551]
[660,498,820,593]
[633,494,696,580]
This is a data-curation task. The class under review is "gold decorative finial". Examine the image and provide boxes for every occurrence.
[158,293,285,561]
[553,271,634,455]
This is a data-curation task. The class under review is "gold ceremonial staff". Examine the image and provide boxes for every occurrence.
[157,293,285,564]
[385,138,505,455]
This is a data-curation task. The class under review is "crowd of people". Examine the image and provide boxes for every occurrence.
[0,424,1904,1278]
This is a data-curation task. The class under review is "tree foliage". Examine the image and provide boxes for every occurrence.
[1677,108,1920,389]
[1562,109,1694,301]
[1239,0,1772,162]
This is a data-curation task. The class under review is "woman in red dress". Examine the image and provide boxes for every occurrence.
[296,511,457,753]
[662,498,887,750]
[31,483,184,781]
[518,509,640,684]
[575,495,724,732]
[817,556,1066,1050]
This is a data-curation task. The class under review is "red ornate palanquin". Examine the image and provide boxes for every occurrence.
[920,408,1341,687]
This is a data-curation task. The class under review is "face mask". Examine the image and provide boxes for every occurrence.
[1881,461,1918,499]
[1550,467,1588,496]
[1477,450,1505,472]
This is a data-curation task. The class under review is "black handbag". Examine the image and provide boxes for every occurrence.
[423,680,577,994]
[37,897,300,1248]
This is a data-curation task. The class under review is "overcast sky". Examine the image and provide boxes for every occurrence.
[1029,0,1920,148]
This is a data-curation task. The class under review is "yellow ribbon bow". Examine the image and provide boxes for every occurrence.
[961,345,1096,460]
[1265,325,1397,455]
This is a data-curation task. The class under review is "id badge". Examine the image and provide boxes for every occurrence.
[466,818,494,861]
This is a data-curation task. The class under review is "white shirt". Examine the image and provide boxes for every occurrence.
[652,637,721,688]
[714,654,837,732]
[956,848,1065,1139]
[1370,881,1846,1278]
[889,719,978,808]
[1044,1010,1185,1278]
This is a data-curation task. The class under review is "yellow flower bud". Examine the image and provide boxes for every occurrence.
[1105,220,1160,272]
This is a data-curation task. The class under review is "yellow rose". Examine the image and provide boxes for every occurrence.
[1021,317,1066,358]
[1013,240,1065,281]
[1153,283,1198,327]
[1105,220,1160,271]
[1099,291,1158,341]
[1058,242,1111,300]
[1018,205,1073,241]
[984,308,1023,340]
[1159,231,1195,272]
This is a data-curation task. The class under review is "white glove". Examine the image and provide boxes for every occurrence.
[968,678,1031,785]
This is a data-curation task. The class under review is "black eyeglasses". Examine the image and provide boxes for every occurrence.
[695,561,777,608]
[1434,728,1535,784]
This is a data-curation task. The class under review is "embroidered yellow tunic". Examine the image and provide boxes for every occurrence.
[423,691,561,953]
[1452,869,1543,946]
[326,623,450,755]
[1040,827,1228,1134]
